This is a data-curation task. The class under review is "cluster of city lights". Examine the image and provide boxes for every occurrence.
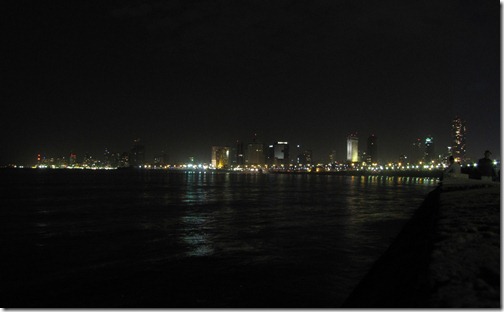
[2,158,500,174]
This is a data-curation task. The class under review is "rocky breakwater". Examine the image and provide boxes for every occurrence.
[342,177,500,308]
[429,178,500,307]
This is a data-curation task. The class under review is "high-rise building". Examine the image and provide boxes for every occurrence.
[247,142,265,165]
[409,138,423,164]
[211,146,230,169]
[245,133,266,166]
[130,139,145,167]
[297,149,313,165]
[347,133,359,162]
[246,135,265,166]
[235,140,245,166]
[424,136,435,162]
[366,134,378,164]
[451,116,467,163]
[273,141,289,166]
[265,144,275,166]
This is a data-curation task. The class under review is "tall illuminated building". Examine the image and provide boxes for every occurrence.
[273,141,289,166]
[296,145,312,165]
[451,116,467,163]
[424,136,435,162]
[347,133,359,162]
[211,146,230,169]
[366,134,378,164]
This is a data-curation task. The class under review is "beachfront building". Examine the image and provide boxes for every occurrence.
[347,133,359,163]
[211,146,230,169]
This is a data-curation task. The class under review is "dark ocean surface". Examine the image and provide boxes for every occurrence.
[0,169,437,308]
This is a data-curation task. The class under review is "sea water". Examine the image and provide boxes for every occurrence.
[0,169,437,307]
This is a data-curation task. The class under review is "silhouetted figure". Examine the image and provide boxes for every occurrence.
[443,156,461,179]
[477,150,496,180]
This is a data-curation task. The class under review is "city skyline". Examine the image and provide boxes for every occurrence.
[3,1,500,166]
[22,117,477,167]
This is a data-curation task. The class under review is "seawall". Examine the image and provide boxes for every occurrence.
[342,178,500,308]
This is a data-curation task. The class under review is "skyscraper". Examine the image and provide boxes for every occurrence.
[273,141,289,166]
[246,142,264,165]
[366,134,378,164]
[265,144,275,166]
[409,138,423,164]
[246,134,265,165]
[235,140,245,166]
[298,150,312,165]
[451,116,467,163]
[130,139,145,167]
[347,133,359,162]
[296,145,312,165]
[211,146,230,169]
[424,136,434,162]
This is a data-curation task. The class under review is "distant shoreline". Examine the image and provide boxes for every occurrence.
[0,167,443,179]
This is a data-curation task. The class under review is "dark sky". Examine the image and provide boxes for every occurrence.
[3,0,500,165]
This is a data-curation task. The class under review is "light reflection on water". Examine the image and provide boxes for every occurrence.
[166,173,437,265]
[1,170,438,307]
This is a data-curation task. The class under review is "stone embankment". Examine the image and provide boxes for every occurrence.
[342,177,500,308]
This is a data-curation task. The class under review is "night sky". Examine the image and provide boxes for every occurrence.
[3,0,500,165]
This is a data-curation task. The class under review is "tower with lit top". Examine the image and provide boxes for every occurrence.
[424,136,434,162]
[273,141,289,166]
